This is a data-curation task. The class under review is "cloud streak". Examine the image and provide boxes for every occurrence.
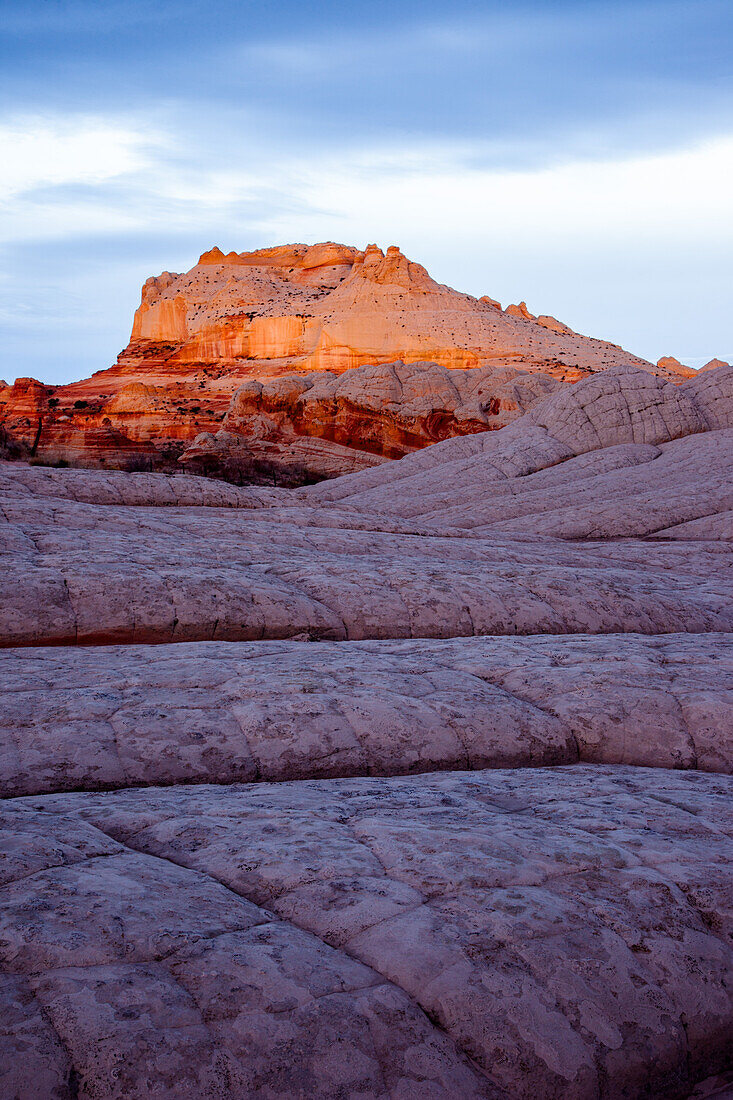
[0,116,154,195]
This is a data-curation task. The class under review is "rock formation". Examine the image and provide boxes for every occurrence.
[120,242,660,379]
[1,363,732,1098]
[2,631,731,797]
[179,360,565,479]
[657,354,691,374]
[0,242,699,478]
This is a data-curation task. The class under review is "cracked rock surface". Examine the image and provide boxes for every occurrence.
[1,365,732,1098]
[4,768,733,1099]
[1,632,732,797]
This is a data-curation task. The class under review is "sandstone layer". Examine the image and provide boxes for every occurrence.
[179,361,565,480]
[308,364,733,531]
[2,632,731,799]
[6,366,732,650]
[0,242,699,478]
[119,242,669,380]
[1,365,732,1098]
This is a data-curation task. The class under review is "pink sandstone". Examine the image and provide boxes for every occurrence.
[1,361,732,1098]
[2,767,732,1098]
[0,632,731,798]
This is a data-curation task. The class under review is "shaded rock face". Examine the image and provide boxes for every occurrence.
[1,364,733,1099]
[0,241,697,480]
[0,377,53,457]
[178,428,387,486]
[0,375,225,475]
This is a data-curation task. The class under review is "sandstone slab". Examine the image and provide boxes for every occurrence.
[5,766,732,1099]
[1,632,731,798]
[2,483,732,646]
[2,364,733,1098]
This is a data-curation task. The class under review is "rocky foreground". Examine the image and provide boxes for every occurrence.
[1,365,732,1098]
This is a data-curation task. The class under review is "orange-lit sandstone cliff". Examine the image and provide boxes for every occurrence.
[0,242,698,480]
[123,242,661,377]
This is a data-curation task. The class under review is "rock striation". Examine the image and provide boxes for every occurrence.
[179,360,565,478]
[0,242,700,478]
[305,363,733,516]
[1,363,733,1098]
[2,367,732,650]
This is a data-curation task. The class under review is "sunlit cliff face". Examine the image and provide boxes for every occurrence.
[125,240,659,378]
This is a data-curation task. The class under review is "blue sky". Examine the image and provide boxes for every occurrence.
[1,0,732,384]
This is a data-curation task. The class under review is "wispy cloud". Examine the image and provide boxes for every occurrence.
[0,116,153,196]
[4,112,730,250]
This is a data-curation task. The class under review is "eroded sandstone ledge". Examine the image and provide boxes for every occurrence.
[1,632,731,797]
